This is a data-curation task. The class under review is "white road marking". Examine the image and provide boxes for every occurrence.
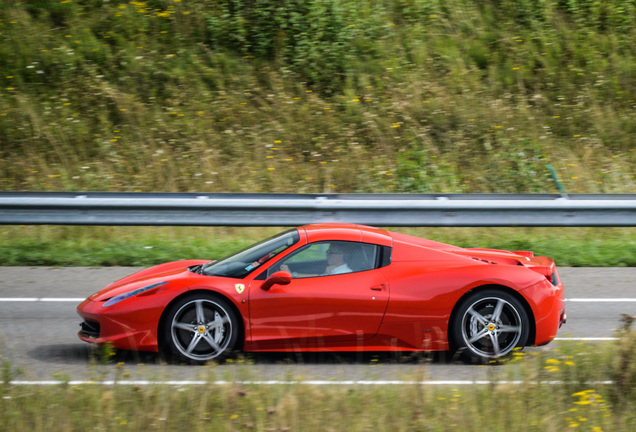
[40,298,86,302]
[0,297,85,302]
[554,337,618,341]
[0,298,38,302]
[1,379,616,386]
[565,298,636,302]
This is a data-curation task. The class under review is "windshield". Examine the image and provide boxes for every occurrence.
[201,229,300,278]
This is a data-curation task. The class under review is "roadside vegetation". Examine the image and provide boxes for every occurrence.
[2,316,636,431]
[1,225,636,267]
[1,0,635,265]
[1,0,634,194]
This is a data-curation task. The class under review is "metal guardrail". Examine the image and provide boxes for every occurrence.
[1,192,635,227]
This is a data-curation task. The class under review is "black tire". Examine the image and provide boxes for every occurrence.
[163,293,239,363]
[451,289,530,362]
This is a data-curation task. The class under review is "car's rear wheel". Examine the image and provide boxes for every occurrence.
[452,289,529,362]
[164,293,239,363]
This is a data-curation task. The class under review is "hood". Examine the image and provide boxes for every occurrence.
[88,259,207,301]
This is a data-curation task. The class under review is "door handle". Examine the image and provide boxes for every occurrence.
[370,284,385,291]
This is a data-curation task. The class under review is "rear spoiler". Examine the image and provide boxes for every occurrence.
[460,248,558,285]
[525,256,558,285]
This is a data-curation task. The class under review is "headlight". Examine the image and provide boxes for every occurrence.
[102,281,168,308]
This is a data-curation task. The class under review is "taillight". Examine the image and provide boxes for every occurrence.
[550,271,559,286]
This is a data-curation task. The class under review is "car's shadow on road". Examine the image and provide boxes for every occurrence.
[242,350,458,365]
[27,343,99,364]
[27,343,164,365]
[29,343,467,366]
[28,343,490,365]
[73,346,473,366]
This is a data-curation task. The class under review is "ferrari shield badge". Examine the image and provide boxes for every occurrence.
[235,284,245,294]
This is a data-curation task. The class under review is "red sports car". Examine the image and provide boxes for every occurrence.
[77,224,566,363]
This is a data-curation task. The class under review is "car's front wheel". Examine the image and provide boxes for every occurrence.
[452,289,530,361]
[163,293,239,363]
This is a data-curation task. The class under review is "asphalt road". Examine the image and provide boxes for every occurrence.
[1,267,635,383]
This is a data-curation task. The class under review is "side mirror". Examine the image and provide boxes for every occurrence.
[261,271,292,291]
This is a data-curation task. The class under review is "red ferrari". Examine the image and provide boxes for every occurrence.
[77,224,566,363]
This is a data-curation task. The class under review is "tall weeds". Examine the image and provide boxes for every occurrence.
[0,0,634,194]
[3,329,636,431]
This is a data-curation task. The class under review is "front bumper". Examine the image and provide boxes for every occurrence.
[77,298,161,352]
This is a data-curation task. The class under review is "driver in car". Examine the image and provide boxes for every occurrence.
[281,243,352,277]
[324,244,352,274]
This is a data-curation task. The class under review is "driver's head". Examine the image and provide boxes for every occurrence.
[326,243,351,266]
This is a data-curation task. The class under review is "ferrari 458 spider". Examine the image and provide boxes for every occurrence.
[77,224,566,363]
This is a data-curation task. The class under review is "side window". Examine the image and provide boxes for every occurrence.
[270,241,381,278]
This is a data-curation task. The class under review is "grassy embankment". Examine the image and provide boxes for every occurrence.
[2,318,636,431]
[0,0,635,265]
[1,225,636,267]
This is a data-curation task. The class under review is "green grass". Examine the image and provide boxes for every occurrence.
[1,225,635,267]
[0,0,635,195]
[1,1,635,265]
[2,320,636,431]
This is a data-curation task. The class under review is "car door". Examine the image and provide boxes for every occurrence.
[247,241,390,347]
